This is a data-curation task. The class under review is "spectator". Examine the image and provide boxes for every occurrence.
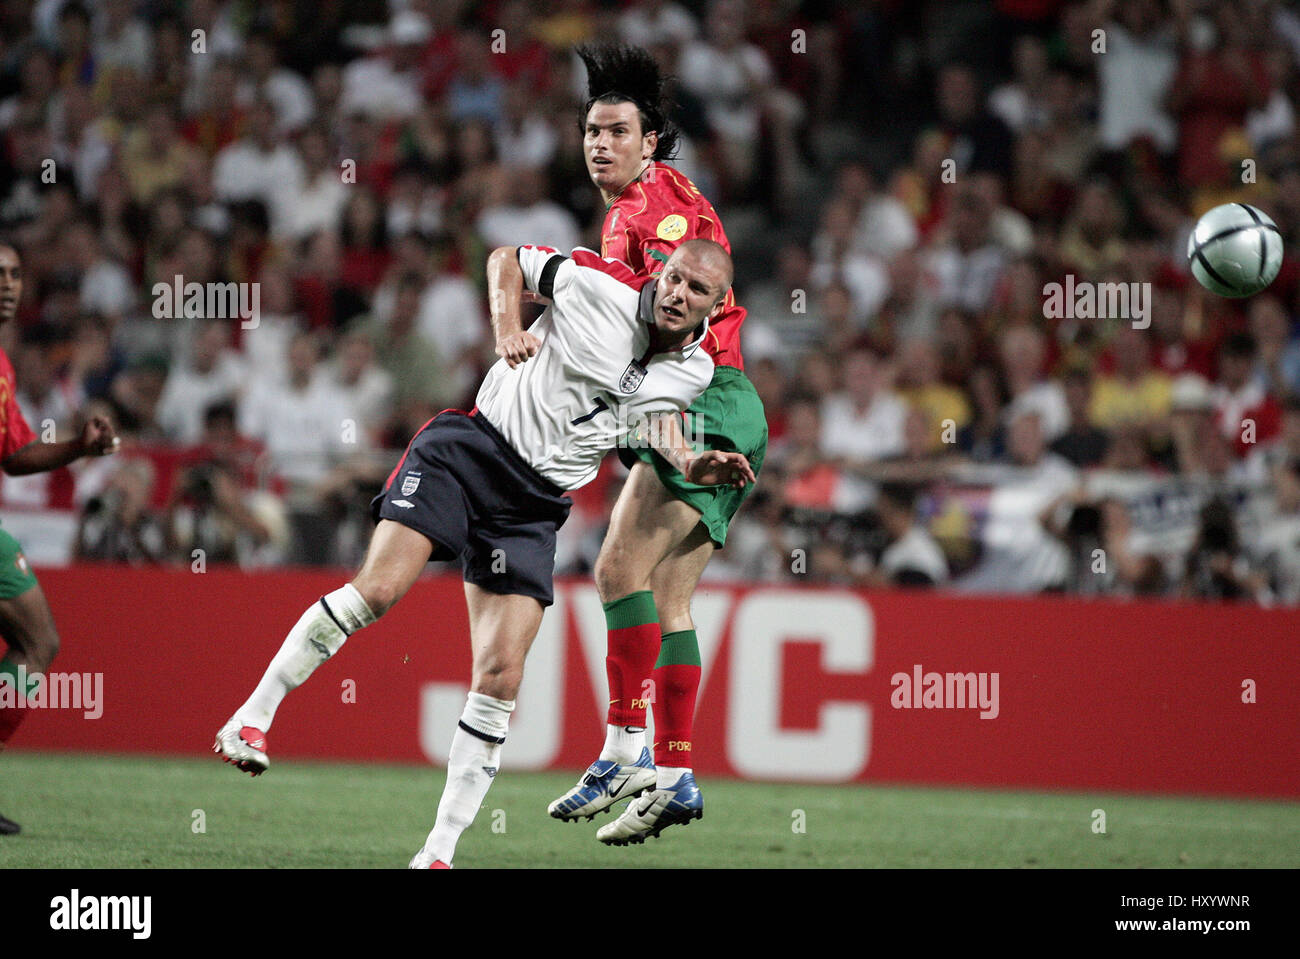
[75,457,167,564]
[1051,365,1110,468]
[810,198,889,323]
[15,341,78,435]
[1089,326,1173,430]
[1247,293,1300,397]
[867,482,949,588]
[286,124,348,241]
[1046,492,1165,597]
[340,11,428,120]
[840,161,918,263]
[60,219,133,320]
[326,326,395,447]
[1167,1,1270,190]
[741,242,826,360]
[1254,461,1300,603]
[1181,497,1266,602]
[447,30,506,127]
[897,337,971,451]
[211,98,304,239]
[94,0,151,74]
[233,329,350,562]
[925,184,1008,315]
[0,47,59,131]
[1213,332,1282,454]
[119,101,198,206]
[166,459,277,567]
[106,355,168,443]
[934,62,1014,178]
[1242,393,1300,485]
[476,166,580,253]
[999,324,1069,441]
[678,0,781,201]
[1096,0,1179,156]
[242,263,304,389]
[958,409,1076,594]
[363,272,457,417]
[67,314,125,403]
[338,186,393,295]
[770,393,842,513]
[494,80,560,171]
[957,364,1008,463]
[619,0,699,49]
[988,35,1051,133]
[239,30,314,136]
[155,317,247,445]
[1058,178,1128,276]
[819,347,907,467]
[183,56,244,156]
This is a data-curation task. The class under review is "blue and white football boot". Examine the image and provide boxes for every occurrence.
[547,748,657,821]
[595,771,703,845]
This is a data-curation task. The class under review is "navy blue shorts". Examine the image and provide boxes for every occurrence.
[371,410,572,606]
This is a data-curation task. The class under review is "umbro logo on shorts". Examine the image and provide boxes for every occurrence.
[391,500,416,508]
[401,472,421,496]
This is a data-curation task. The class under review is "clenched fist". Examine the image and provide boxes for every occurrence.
[496,331,542,369]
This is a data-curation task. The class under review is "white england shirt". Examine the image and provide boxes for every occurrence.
[475,245,716,490]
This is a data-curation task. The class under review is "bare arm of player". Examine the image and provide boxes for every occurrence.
[648,411,754,489]
[487,246,541,369]
[2,415,119,476]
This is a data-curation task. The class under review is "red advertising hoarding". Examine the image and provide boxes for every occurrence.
[10,566,1298,798]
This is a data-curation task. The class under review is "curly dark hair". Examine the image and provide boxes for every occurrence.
[575,43,680,161]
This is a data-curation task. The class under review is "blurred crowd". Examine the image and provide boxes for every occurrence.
[2,0,1300,604]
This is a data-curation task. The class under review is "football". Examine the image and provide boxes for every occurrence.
[1186,203,1284,298]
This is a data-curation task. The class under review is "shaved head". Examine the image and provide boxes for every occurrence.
[667,239,733,300]
[651,239,733,344]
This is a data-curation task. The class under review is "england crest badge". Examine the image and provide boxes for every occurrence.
[619,360,647,394]
[401,472,421,496]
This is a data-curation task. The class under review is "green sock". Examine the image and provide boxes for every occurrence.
[655,629,700,668]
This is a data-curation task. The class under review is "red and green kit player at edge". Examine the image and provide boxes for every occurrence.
[0,244,119,836]
[546,45,769,845]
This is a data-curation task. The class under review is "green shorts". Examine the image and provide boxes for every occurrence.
[622,365,768,547]
[0,528,38,599]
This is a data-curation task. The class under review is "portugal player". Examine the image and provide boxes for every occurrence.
[0,243,119,835]
[546,46,768,844]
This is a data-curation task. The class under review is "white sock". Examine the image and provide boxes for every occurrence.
[420,692,514,866]
[599,723,645,764]
[236,584,375,731]
[656,765,690,790]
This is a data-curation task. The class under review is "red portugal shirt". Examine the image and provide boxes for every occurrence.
[0,347,36,460]
[601,162,746,370]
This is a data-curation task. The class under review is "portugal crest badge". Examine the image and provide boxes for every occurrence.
[619,361,647,394]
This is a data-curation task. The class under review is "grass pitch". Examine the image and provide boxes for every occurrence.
[1,751,1297,869]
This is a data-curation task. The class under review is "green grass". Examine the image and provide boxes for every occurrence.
[1,752,1297,868]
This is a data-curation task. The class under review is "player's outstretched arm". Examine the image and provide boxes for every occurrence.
[649,411,754,489]
[2,415,119,475]
[487,246,541,368]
